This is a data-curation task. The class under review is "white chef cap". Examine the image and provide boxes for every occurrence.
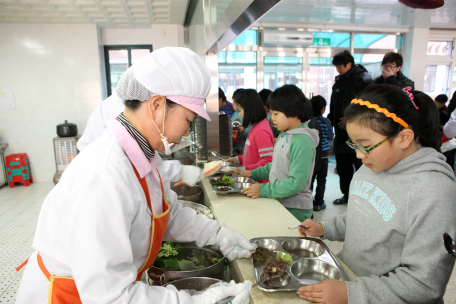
[116,47,212,121]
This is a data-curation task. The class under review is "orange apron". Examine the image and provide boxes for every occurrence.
[16,164,169,304]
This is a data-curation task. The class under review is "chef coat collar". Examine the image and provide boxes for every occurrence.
[117,113,155,161]
[108,117,157,179]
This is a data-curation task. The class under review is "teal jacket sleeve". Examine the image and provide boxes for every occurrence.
[258,134,315,199]
[251,162,272,180]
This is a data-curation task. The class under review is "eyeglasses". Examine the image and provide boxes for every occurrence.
[345,137,391,154]
[382,65,397,69]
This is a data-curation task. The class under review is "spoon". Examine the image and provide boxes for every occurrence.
[252,274,280,288]
[443,233,456,257]
[288,223,310,230]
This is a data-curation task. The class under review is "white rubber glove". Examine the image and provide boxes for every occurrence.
[181,165,205,187]
[192,280,252,304]
[215,227,257,261]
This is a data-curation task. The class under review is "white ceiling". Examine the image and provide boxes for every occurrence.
[0,0,190,28]
[0,0,455,29]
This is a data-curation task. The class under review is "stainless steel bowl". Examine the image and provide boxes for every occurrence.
[282,239,325,258]
[232,177,255,184]
[147,243,225,285]
[259,271,292,288]
[164,277,225,291]
[177,200,213,219]
[171,184,202,203]
[232,183,253,191]
[253,239,280,250]
[290,259,340,284]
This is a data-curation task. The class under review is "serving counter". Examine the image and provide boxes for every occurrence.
[199,177,358,304]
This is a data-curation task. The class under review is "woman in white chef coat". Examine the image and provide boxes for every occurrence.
[77,94,198,185]
[16,47,255,304]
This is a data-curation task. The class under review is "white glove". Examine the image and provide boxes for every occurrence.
[215,227,257,261]
[181,165,205,186]
[191,280,252,304]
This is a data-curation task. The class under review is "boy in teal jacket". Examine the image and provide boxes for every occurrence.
[241,85,319,221]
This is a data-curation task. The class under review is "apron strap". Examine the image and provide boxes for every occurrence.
[15,257,29,272]
[130,163,153,213]
[37,253,51,280]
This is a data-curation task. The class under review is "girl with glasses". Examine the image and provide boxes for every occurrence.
[295,84,456,304]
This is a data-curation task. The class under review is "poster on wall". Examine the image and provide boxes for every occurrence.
[0,89,16,112]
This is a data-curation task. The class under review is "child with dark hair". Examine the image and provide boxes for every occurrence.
[310,95,334,211]
[374,52,415,90]
[239,85,320,221]
[231,89,251,153]
[435,94,449,127]
[297,84,456,303]
[227,89,274,183]
[218,87,234,116]
[259,88,280,138]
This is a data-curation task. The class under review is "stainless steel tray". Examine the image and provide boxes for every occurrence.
[249,236,349,292]
[211,177,257,195]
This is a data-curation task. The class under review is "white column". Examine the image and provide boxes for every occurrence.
[402,27,430,91]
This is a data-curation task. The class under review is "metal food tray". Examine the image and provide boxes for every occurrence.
[211,177,257,195]
[249,236,349,292]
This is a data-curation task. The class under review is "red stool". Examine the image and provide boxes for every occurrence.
[6,153,33,188]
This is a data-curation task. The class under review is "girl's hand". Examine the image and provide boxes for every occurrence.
[297,279,348,304]
[237,126,245,133]
[232,168,240,174]
[240,170,252,177]
[242,184,260,199]
[225,158,234,164]
[298,219,324,237]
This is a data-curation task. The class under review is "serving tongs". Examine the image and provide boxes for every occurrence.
[211,151,228,162]
[443,233,456,257]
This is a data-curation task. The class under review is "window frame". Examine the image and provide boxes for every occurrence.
[104,45,153,97]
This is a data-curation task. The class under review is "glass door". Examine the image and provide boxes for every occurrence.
[307,53,337,117]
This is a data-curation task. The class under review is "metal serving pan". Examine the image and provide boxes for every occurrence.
[249,236,349,292]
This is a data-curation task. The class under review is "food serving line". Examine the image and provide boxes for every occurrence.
[198,176,358,303]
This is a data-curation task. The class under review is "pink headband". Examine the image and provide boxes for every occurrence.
[403,86,418,110]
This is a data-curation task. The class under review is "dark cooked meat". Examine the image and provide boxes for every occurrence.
[217,186,231,191]
[251,247,276,264]
[261,256,288,287]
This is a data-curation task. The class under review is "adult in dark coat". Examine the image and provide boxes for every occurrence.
[374,52,414,90]
[328,51,374,205]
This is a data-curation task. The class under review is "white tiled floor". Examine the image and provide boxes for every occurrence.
[0,162,455,303]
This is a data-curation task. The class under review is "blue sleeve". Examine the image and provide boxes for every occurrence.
[323,117,334,140]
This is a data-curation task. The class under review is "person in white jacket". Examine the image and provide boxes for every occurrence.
[15,47,255,304]
[77,94,201,186]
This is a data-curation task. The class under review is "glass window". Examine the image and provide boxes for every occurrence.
[218,51,256,64]
[264,56,303,65]
[104,46,152,96]
[354,34,397,49]
[308,65,337,110]
[427,41,453,56]
[424,65,450,100]
[453,66,456,97]
[230,30,257,46]
[312,32,350,48]
[218,66,257,98]
[264,66,302,91]
[354,54,383,79]
[263,56,303,91]
[218,51,257,98]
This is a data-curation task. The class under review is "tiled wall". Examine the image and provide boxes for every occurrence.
[0,24,104,182]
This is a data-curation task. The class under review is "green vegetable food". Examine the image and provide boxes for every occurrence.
[210,175,234,186]
[276,253,293,267]
[153,243,221,271]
